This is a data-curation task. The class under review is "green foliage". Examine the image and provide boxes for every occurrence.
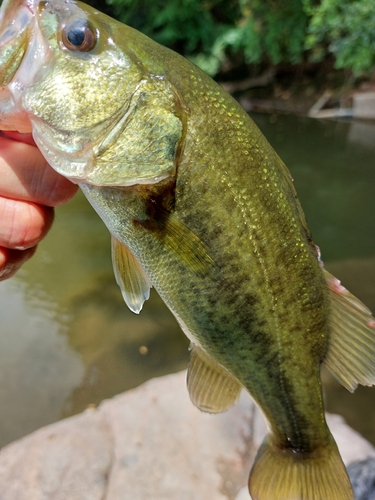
[306,0,375,74]
[103,0,375,76]
[105,0,237,52]
[197,0,309,73]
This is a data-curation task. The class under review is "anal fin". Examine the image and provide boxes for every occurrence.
[323,269,375,392]
[111,236,152,314]
[187,344,241,413]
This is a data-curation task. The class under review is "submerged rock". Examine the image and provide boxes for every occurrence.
[0,371,373,500]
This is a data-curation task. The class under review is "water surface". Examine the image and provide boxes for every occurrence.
[0,114,374,448]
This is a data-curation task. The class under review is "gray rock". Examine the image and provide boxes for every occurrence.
[348,457,375,500]
[0,371,374,500]
[0,408,113,500]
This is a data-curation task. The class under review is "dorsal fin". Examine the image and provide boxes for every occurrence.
[323,269,375,392]
[187,344,242,413]
[111,236,151,314]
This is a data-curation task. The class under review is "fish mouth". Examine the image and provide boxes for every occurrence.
[0,0,49,132]
[0,1,36,87]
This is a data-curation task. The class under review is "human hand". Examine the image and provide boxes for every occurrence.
[0,132,78,280]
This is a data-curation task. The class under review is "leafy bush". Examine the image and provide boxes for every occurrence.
[102,0,375,76]
[103,0,239,75]
[306,0,375,74]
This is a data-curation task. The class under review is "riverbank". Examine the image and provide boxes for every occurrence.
[219,63,375,120]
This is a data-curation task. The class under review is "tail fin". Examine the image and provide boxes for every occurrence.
[249,434,353,500]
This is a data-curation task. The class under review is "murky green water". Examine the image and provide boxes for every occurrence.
[0,114,374,448]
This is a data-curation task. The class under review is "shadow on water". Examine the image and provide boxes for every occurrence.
[0,113,374,448]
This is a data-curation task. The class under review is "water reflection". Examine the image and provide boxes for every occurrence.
[0,192,188,439]
[0,114,374,448]
[252,114,375,262]
[63,282,188,416]
[0,276,84,447]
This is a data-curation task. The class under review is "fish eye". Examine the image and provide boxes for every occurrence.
[62,20,97,52]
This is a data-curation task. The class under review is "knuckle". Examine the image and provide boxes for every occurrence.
[45,174,78,206]
[0,198,54,249]
[0,139,77,207]
[26,156,78,207]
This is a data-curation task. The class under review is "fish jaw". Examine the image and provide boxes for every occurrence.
[0,0,177,187]
[0,0,114,176]
[0,0,51,132]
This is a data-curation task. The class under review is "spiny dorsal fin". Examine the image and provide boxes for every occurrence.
[111,236,151,314]
[323,269,375,392]
[187,344,242,413]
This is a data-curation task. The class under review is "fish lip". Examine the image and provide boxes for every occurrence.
[18,2,35,15]
[0,0,51,131]
[4,1,40,17]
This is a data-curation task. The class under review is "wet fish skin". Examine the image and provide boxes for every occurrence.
[77,49,329,455]
[1,1,375,499]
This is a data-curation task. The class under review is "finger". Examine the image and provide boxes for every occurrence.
[0,197,54,250]
[0,246,37,281]
[0,137,78,206]
[0,130,36,146]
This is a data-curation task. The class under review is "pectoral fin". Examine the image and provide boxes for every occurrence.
[187,344,242,413]
[138,210,218,278]
[323,269,375,391]
[111,236,151,314]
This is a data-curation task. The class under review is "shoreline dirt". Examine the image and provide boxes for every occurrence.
[218,63,375,119]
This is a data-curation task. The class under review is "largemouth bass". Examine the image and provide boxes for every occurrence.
[1,1,375,498]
